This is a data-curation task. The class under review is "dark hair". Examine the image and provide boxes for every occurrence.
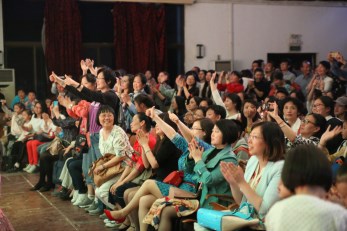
[252,121,285,162]
[289,89,306,104]
[97,67,116,89]
[14,102,25,110]
[272,71,284,80]
[22,109,33,117]
[281,97,305,117]
[134,94,154,109]
[134,73,151,94]
[200,70,207,76]
[231,71,242,79]
[231,119,243,139]
[28,90,36,95]
[241,69,253,78]
[200,97,213,107]
[318,96,334,116]
[185,71,199,87]
[81,73,96,84]
[276,87,289,97]
[319,60,331,70]
[96,105,116,126]
[153,113,179,156]
[186,96,202,107]
[34,100,48,117]
[282,144,332,193]
[135,112,152,133]
[174,96,187,117]
[207,104,227,120]
[254,68,264,75]
[252,59,264,67]
[240,99,261,128]
[309,113,327,138]
[195,107,207,117]
[126,74,135,93]
[195,118,214,144]
[336,162,347,183]
[215,119,239,145]
[225,93,242,112]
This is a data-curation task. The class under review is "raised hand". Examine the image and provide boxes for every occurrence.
[145,106,156,120]
[267,101,279,120]
[320,125,342,146]
[64,74,79,87]
[168,111,180,124]
[80,60,88,73]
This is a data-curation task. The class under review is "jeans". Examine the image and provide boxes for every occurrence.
[83,133,101,185]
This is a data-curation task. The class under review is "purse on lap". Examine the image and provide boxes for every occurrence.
[89,153,124,187]
[163,170,184,187]
[197,202,260,231]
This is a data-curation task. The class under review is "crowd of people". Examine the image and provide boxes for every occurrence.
[1,52,347,231]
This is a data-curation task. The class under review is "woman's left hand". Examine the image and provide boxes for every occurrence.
[137,129,149,147]
[188,139,204,163]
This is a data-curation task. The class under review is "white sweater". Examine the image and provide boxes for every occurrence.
[266,194,347,231]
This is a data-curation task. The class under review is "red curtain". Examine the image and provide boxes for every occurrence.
[113,3,166,75]
[44,0,82,77]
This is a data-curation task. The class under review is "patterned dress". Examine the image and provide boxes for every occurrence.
[155,133,212,196]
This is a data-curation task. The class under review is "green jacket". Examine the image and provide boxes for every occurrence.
[185,145,238,209]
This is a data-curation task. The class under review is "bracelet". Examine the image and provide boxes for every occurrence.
[76,84,81,89]
[145,149,151,154]
[280,124,286,128]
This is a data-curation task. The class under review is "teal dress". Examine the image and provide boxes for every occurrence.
[155,133,212,196]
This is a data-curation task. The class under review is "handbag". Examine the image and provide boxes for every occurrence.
[89,153,125,187]
[163,170,184,187]
[46,137,65,155]
[131,168,153,185]
[197,202,259,231]
[34,133,54,142]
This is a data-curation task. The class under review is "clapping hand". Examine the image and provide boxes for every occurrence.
[220,161,245,185]
[188,139,204,162]
[137,129,149,147]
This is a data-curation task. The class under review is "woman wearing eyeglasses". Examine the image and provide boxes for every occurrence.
[268,102,327,147]
[219,121,285,223]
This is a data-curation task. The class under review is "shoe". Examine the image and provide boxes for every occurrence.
[79,198,94,208]
[52,186,65,197]
[71,190,79,204]
[104,209,126,223]
[88,207,103,216]
[30,183,44,191]
[23,164,32,172]
[74,194,94,207]
[27,165,38,173]
[99,213,107,219]
[59,189,72,200]
[85,200,98,212]
[14,162,20,168]
[39,184,54,192]
[105,221,123,228]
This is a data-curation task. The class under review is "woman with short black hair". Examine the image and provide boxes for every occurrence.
[266,144,347,231]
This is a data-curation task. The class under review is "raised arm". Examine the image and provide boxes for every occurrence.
[168,111,194,142]
[267,102,296,142]
[210,72,225,108]
[146,106,176,140]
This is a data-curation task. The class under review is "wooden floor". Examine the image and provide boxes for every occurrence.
[0,171,108,231]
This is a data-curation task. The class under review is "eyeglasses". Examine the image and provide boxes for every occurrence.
[301,119,316,126]
[313,103,324,108]
[248,134,263,141]
[192,127,203,131]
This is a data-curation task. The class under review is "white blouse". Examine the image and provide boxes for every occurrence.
[99,125,134,158]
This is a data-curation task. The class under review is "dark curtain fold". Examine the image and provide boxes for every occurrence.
[113,3,166,75]
[44,0,82,77]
